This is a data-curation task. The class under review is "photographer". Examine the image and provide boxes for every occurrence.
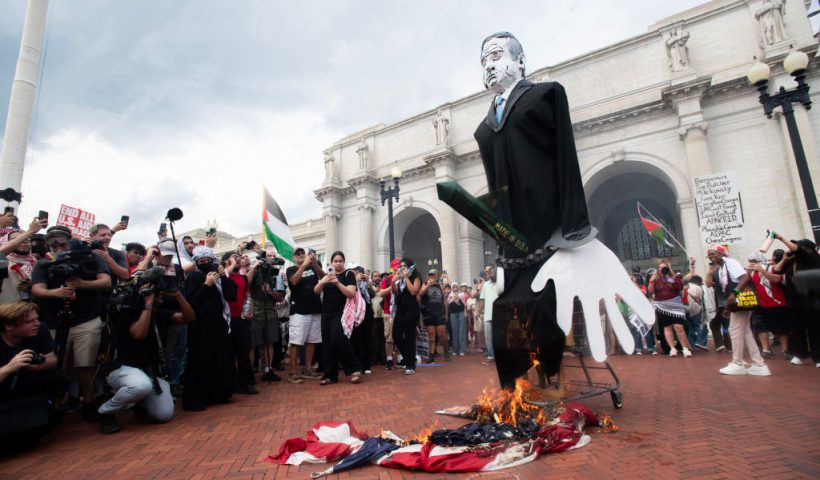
[0,302,63,451]
[96,267,194,434]
[247,251,286,382]
[30,226,111,421]
[89,224,129,282]
[419,268,448,363]
[221,252,258,394]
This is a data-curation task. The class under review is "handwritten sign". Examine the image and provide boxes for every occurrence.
[693,173,744,245]
[56,204,96,239]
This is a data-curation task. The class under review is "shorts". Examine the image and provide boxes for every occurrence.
[423,314,446,327]
[66,317,103,368]
[251,316,279,346]
[289,313,322,346]
[752,307,789,335]
[383,313,394,343]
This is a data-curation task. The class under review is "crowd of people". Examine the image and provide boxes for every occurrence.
[621,235,820,377]
[1,209,818,451]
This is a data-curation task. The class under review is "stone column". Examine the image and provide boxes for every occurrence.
[425,153,459,280]
[358,204,374,269]
[677,123,712,264]
[460,222,485,284]
[324,212,339,256]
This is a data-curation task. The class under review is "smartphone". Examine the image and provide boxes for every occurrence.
[120,215,130,227]
[38,210,48,222]
[207,227,216,236]
[3,206,13,215]
[407,265,415,275]
[158,222,166,234]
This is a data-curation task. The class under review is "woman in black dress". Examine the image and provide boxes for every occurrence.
[183,246,236,411]
[314,251,363,385]
[391,258,422,375]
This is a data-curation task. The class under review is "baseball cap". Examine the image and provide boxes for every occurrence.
[158,239,176,257]
[293,247,306,255]
[45,225,71,241]
[428,268,438,275]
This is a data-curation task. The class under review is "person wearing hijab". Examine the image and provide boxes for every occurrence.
[182,246,236,410]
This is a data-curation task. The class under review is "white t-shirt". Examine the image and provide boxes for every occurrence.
[480,280,498,321]
[687,283,703,316]
[718,257,746,290]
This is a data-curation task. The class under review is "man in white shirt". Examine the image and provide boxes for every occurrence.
[705,244,770,376]
[477,266,498,364]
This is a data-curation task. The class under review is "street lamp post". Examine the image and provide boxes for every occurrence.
[380,166,403,264]
[747,50,819,243]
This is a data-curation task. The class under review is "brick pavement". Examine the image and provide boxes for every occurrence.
[1,348,819,480]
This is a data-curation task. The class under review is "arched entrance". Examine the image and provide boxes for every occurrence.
[586,163,685,273]
[380,206,441,271]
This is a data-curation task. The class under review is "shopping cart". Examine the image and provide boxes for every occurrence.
[526,299,624,410]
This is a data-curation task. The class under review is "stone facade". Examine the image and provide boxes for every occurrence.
[302,0,820,280]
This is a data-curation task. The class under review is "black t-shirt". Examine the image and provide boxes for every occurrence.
[31,253,110,328]
[448,295,465,314]
[116,307,160,370]
[321,270,355,315]
[0,323,55,397]
[107,248,128,284]
[422,284,446,317]
[286,266,322,315]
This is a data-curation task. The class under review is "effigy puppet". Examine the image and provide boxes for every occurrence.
[439,32,655,389]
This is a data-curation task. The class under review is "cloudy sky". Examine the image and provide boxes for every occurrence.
[0,0,706,246]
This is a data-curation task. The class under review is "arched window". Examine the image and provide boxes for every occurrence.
[616,217,677,261]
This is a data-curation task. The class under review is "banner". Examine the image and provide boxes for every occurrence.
[56,204,96,239]
[693,173,744,245]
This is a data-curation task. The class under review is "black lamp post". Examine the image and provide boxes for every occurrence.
[747,50,819,243]
[379,166,402,264]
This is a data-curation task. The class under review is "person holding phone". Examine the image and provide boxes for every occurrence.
[647,259,692,358]
[89,224,130,282]
[391,258,421,375]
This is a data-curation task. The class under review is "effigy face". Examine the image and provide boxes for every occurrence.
[481,36,523,94]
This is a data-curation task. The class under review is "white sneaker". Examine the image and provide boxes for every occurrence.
[669,348,679,357]
[791,356,804,365]
[635,350,643,355]
[816,363,820,368]
[747,364,771,376]
[719,363,747,375]
[404,369,415,375]
[682,347,692,358]
[715,345,726,352]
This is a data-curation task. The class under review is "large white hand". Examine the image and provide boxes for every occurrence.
[530,239,655,362]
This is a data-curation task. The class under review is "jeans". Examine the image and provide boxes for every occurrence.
[484,320,494,358]
[687,311,707,347]
[165,324,187,387]
[449,311,467,354]
[629,319,655,352]
[729,310,765,367]
[98,365,173,422]
[709,310,732,350]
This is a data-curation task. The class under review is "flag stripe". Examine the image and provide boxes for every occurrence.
[264,222,295,261]
[262,186,296,261]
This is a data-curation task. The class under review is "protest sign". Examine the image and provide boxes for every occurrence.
[56,204,96,239]
[693,173,744,245]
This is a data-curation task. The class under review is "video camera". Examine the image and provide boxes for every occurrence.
[47,247,100,284]
[256,251,285,281]
[111,267,179,316]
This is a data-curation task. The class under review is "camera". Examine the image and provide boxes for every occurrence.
[660,267,670,276]
[89,239,106,251]
[47,248,100,284]
[29,352,46,366]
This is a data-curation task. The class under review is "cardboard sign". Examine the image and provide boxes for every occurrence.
[693,173,744,245]
[56,204,96,239]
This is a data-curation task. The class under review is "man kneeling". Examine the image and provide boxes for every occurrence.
[98,266,194,433]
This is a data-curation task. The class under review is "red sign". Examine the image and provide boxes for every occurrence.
[56,204,96,239]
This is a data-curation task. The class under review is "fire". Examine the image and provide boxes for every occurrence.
[598,413,619,433]
[474,379,548,426]
[410,419,440,444]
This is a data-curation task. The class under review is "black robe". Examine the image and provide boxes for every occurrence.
[182,271,236,410]
[474,80,591,389]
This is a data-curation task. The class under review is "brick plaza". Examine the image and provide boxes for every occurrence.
[1,349,819,480]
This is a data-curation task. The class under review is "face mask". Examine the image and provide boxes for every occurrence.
[196,261,214,274]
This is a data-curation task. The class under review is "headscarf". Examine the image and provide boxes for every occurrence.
[177,237,194,264]
[707,244,729,257]
[191,245,216,261]
[0,230,37,282]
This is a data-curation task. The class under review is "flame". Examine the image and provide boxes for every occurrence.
[474,379,548,426]
[529,351,540,368]
[410,419,440,444]
[598,413,619,433]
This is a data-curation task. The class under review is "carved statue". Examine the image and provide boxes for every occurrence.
[323,152,340,185]
[433,110,450,145]
[356,139,369,171]
[755,0,787,45]
[665,28,690,72]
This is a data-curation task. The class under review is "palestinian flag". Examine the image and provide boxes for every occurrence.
[262,186,295,261]
[639,215,675,249]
